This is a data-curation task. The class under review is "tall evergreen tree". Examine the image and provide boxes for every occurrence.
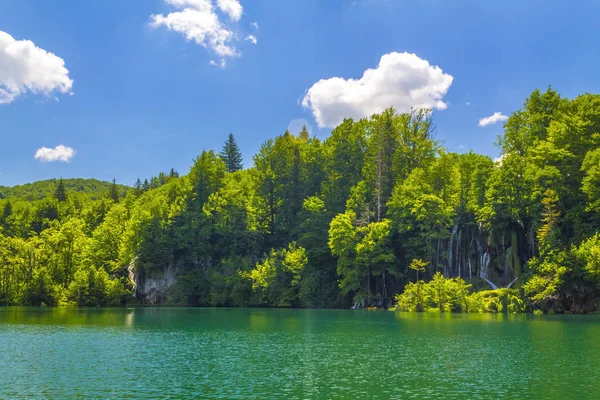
[54,178,67,202]
[109,179,119,203]
[0,200,12,233]
[134,178,142,196]
[298,125,310,141]
[220,133,243,172]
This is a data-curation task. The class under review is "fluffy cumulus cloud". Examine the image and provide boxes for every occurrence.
[34,145,76,163]
[479,112,508,127]
[302,52,453,128]
[150,0,252,67]
[245,34,257,44]
[0,31,73,104]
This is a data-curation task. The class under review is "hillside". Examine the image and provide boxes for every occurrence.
[0,178,130,201]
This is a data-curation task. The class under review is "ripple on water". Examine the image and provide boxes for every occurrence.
[0,308,599,399]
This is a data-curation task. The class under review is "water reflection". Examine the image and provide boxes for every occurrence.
[0,306,138,327]
[1,308,599,399]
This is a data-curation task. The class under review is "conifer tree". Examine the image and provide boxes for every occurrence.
[298,125,310,141]
[55,178,67,202]
[220,133,243,172]
[109,179,119,202]
[134,178,142,196]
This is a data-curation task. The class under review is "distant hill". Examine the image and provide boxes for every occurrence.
[0,178,130,201]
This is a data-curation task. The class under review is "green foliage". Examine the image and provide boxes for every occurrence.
[523,251,570,303]
[409,259,427,272]
[244,242,308,306]
[575,234,600,283]
[0,178,129,201]
[582,148,600,212]
[395,281,430,312]
[468,289,524,313]
[395,274,523,313]
[1,92,600,312]
[388,167,454,266]
[328,211,397,302]
[189,150,227,207]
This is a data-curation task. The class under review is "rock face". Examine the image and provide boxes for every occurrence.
[133,261,179,305]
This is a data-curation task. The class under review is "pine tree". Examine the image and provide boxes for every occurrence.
[109,179,119,202]
[298,125,310,141]
[55,178,67,202]
[0,200,12,232]
[220,133,243,172]
[134,178,142,196]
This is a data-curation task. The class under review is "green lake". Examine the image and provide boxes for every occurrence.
[1,308,599,399]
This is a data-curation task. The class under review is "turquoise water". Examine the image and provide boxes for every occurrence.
[1,308,599,399]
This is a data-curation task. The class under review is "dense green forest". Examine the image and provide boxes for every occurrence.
[0,178,129,201]
[1,88,600,313]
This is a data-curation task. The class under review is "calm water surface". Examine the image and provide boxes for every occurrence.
[1,308,599,399]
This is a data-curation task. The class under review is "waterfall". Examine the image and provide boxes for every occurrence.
[448,225,458,277]
[468,258,472,278]
[505,247,513,273]
[457,228,462,278]
[480,252,490,279]
[468,237,475,279]
[436,238,441,271]
[351,298,365,310]
[477,224,490,279]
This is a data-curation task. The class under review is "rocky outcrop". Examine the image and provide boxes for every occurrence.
[133,261,179,305]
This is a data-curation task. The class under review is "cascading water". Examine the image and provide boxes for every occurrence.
[448,225,458,277]
[457,228,462,278]
[477,223,490,279]
[468,258,472,278]
[436,239,441,271]
[480,252,490,279]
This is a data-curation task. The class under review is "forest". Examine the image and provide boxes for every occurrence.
[1,88,600,313]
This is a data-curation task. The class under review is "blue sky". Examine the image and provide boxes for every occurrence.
[1,0,599,187]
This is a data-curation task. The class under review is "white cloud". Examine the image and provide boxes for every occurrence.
[479,112,508,127]
[245,34,257,44]
[251,21,259,29]
[217,0,243,21]
[466,101,471,106]
[209,59,226,68]
[150,0,251,66]
[458,144,465,149]
[0,31,73,104]
[302,52,453,128]
[494,153,506,166]
[34,145,76,163]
